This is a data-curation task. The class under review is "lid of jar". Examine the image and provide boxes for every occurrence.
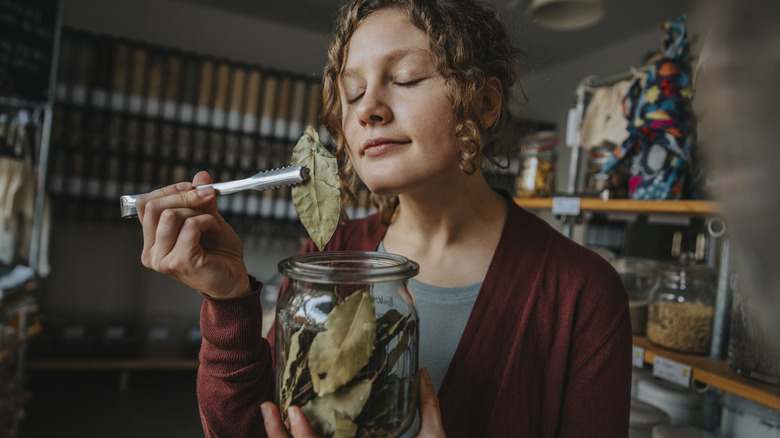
[612,257,658,276]
[724,392,780,421]
[651,424,716,438]
[519,130,560,152]
[637,378,705,407]
[657,261,717,281]
[278,251,420,284]
[630,399,670,429]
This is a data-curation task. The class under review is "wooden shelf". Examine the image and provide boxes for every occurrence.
[514,198,720,216]
[633,336,780,411]
[28,358,199,371]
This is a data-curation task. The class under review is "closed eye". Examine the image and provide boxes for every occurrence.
[396,78,424,87]
[347,93,364,105]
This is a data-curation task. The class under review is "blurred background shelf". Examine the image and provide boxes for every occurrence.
[515,198,721,216]
[633,336,780,411]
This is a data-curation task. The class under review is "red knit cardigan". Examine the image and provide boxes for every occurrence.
[197,200,632,437]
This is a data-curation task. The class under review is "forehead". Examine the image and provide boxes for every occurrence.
[342,9,431,72]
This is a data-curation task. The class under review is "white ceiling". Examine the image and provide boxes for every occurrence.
[176,0,694,69]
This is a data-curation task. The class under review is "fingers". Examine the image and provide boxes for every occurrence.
[192,170,213,187]
[417,367,445,437]
[261,403,289,438]
[136,170,213,222]
[261,403,317,438]
[139,186,217,266]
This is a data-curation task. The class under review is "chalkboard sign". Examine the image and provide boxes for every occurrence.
[0,0,59,103]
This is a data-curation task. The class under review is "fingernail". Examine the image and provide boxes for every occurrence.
[261,403,271,420]
[421,367,431,385]
[196,186,214,198]
[175,182,190,191]
[288,407,300,424]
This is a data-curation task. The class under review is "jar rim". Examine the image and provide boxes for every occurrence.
[278,251,420,284]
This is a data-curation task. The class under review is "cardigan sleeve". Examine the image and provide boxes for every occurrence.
[556,261,633,437]
[197,277,275,438]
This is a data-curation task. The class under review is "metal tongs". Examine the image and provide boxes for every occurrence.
[120,165,310,218]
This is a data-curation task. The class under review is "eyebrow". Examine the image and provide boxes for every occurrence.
[340,46,433,80]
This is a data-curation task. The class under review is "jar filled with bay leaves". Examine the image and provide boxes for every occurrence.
[276,251,420,438]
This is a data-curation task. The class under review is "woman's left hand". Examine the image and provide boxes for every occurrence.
[261,367,445,437]
[261,403,316,438]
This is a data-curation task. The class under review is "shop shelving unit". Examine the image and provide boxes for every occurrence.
[633,336,780,411]
[517,196,779,412]
[514,198,720,216]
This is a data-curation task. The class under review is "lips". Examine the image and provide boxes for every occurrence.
[361,137,409,157]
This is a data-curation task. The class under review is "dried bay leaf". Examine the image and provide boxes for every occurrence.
[280,327,315,412]
[301,378,373,438]
[291,126,340,250]
[308,288,376,397]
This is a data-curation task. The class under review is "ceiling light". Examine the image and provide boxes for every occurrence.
[527,0,605,31]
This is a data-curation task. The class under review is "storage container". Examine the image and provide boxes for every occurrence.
[630,399,670,438]
[632,366,654,399]
[612,257,658,335]
[728,275,780,386]
[636,377,705,427]
[647,261,717,355]
[584,146,629,199]
[651,424,716,438]
[720,393,780,438]
[515,131,557,198]
[276,251,420,438]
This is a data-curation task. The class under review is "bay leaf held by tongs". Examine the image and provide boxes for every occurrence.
[291,127,340,250]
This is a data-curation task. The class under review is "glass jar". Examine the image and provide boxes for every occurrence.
[276,251,420,437]
[727,274,780,386]
[647,261,717,355]
[611,257,658,335]
[515,131,558,198]
[583,147,630,199]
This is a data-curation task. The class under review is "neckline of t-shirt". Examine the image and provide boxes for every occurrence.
[377,241,482,302]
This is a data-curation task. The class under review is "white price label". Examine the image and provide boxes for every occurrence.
[632,346,645,368]
[652,356,692,387]
[552,197,581,216]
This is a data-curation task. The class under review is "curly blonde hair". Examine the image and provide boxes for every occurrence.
[321,0,525,225]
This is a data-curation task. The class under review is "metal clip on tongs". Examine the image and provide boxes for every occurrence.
[119,165,310,218]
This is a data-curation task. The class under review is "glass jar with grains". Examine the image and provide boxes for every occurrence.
[515,131,558,198]
[275,251,420,438]
[647,261,717,355]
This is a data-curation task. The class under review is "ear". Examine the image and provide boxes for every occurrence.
[480,77,503,129]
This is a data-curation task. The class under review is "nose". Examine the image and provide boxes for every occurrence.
[356,86,392,127]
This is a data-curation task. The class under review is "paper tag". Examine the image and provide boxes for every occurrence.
[242,115,258,134]
[91,89,108,109]
[179,103,194,123]
[552,197,581,216]
[128,95,144,114]
[632,346,645,368]
[148,327,170,342]
[653,356,692,387]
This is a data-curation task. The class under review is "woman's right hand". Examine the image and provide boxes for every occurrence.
[136,170,251,299]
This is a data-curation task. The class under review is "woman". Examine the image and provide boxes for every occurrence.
[136,0,632,436]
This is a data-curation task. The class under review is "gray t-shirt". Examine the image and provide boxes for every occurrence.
[378,243,481,436]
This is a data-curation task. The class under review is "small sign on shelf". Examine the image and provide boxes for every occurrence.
[551,197,581,216]
[652,355,692,387]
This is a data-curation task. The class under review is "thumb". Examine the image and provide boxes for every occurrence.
[191,170,225,226]
[416,367,445,437]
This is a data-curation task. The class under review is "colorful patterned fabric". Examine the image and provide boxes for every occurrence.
[599,15,696,200]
